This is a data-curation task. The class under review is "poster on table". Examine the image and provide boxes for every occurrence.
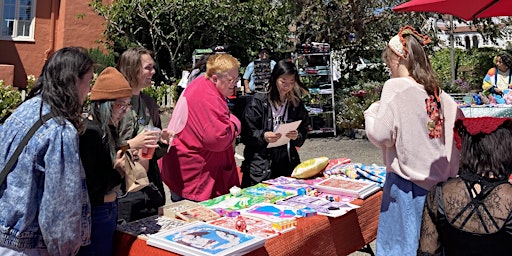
[314,176,381,199]
[146,222,266,256]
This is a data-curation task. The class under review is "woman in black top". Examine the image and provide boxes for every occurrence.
[77,67,138,256]
[418,117,512,256]
[240,60,309,188]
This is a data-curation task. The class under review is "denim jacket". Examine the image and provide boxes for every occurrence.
[0,97,91,255]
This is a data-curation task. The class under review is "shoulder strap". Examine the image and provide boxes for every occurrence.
[0,113,54,186]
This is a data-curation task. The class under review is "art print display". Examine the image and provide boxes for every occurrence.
[208,215,294,239]
[275,195,359,218]
[314,176,381,199]
[146,222,266,256]
[159,200,221,222]
[262,176,324,189]
[241,203,299,223]
[200,183,294,210]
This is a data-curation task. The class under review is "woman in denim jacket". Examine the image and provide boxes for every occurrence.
[0,47,93,255]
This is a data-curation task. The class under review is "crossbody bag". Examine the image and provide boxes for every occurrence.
[0,113,53,186]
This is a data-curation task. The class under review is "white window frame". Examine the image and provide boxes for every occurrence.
[0,0,36,41]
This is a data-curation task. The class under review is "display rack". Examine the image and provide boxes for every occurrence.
[293,45,336,136]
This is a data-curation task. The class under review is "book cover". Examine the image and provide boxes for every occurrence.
[147,222,266,256]
[262,176,324,188]
[241,202,299,223]
[116,215,187,240]
[314,176,380,199]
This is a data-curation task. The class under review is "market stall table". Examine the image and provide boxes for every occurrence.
[113,190,382,256]
[460,105,512,117]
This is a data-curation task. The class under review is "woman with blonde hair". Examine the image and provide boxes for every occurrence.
[159,53,242,202]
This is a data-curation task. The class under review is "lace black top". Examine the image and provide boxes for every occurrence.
[418,173,512,256]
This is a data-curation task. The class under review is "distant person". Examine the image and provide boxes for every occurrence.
[116,47,171,223]
[158,53,241,202]
[240,59,309,188]
[188,53,211,85]
[243,48,276,94]
[364,25,463,255]
[77,67,133,256]
[482,52,512,103]
[418,117,512,255]
[0,47,93,255]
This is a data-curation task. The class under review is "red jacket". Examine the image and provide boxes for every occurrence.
[158,77,241,201]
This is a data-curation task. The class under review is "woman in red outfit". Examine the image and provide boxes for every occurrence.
[159,53,242,202]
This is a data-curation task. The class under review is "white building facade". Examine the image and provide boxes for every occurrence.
[436,18,512,50]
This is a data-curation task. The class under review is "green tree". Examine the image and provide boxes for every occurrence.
[90,0,293,83]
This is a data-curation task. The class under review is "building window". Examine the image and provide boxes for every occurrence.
[1,0,35,40]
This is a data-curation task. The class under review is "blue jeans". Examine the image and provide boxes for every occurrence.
[76,201,118,256]
[376,172,428,256]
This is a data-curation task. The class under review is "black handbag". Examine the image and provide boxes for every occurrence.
[0,113,53,185]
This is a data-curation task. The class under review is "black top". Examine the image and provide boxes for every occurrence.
[79,119,123,206]
[240,93,309,187]
[418,173,512,256]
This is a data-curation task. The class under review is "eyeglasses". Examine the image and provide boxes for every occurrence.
[221,76,240,85]
[113,102,132,111]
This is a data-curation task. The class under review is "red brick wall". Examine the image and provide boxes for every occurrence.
[0,0,107,88]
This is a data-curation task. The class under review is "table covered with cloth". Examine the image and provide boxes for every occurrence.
[460,105,512,117]
[113,190,382,256]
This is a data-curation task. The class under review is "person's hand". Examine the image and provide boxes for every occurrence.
[160,129,174,145]
[495,88,503,94]
[264,131,282,143]
[114,150,126,178]
[285,130,298,140]
[127,129,160,149]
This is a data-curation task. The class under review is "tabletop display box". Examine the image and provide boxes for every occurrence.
[314,176,381,199]
[200,183,294,211]
[116,215,187,240]
[146,222,266,256]
[159,200,221,222]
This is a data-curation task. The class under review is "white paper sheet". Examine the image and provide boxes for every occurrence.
[267,120,302,148]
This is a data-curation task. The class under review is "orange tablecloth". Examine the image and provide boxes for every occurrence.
[113,190,382,256]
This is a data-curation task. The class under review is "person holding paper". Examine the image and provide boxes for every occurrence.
[240,59,309,188]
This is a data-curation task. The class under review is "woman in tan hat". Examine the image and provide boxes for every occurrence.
[76,67,148,256]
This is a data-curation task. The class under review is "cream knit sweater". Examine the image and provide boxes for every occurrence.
[364,77,463,190]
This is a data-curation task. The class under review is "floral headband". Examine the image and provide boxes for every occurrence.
[453,117,512,150]
[388,25,431,59]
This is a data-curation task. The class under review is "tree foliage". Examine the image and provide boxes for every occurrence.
[90,0,293,83]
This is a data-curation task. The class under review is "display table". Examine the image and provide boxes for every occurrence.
[113,190,382,256]
[460,105,512,117]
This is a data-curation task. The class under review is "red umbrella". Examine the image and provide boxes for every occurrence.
[393,0,512,21]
